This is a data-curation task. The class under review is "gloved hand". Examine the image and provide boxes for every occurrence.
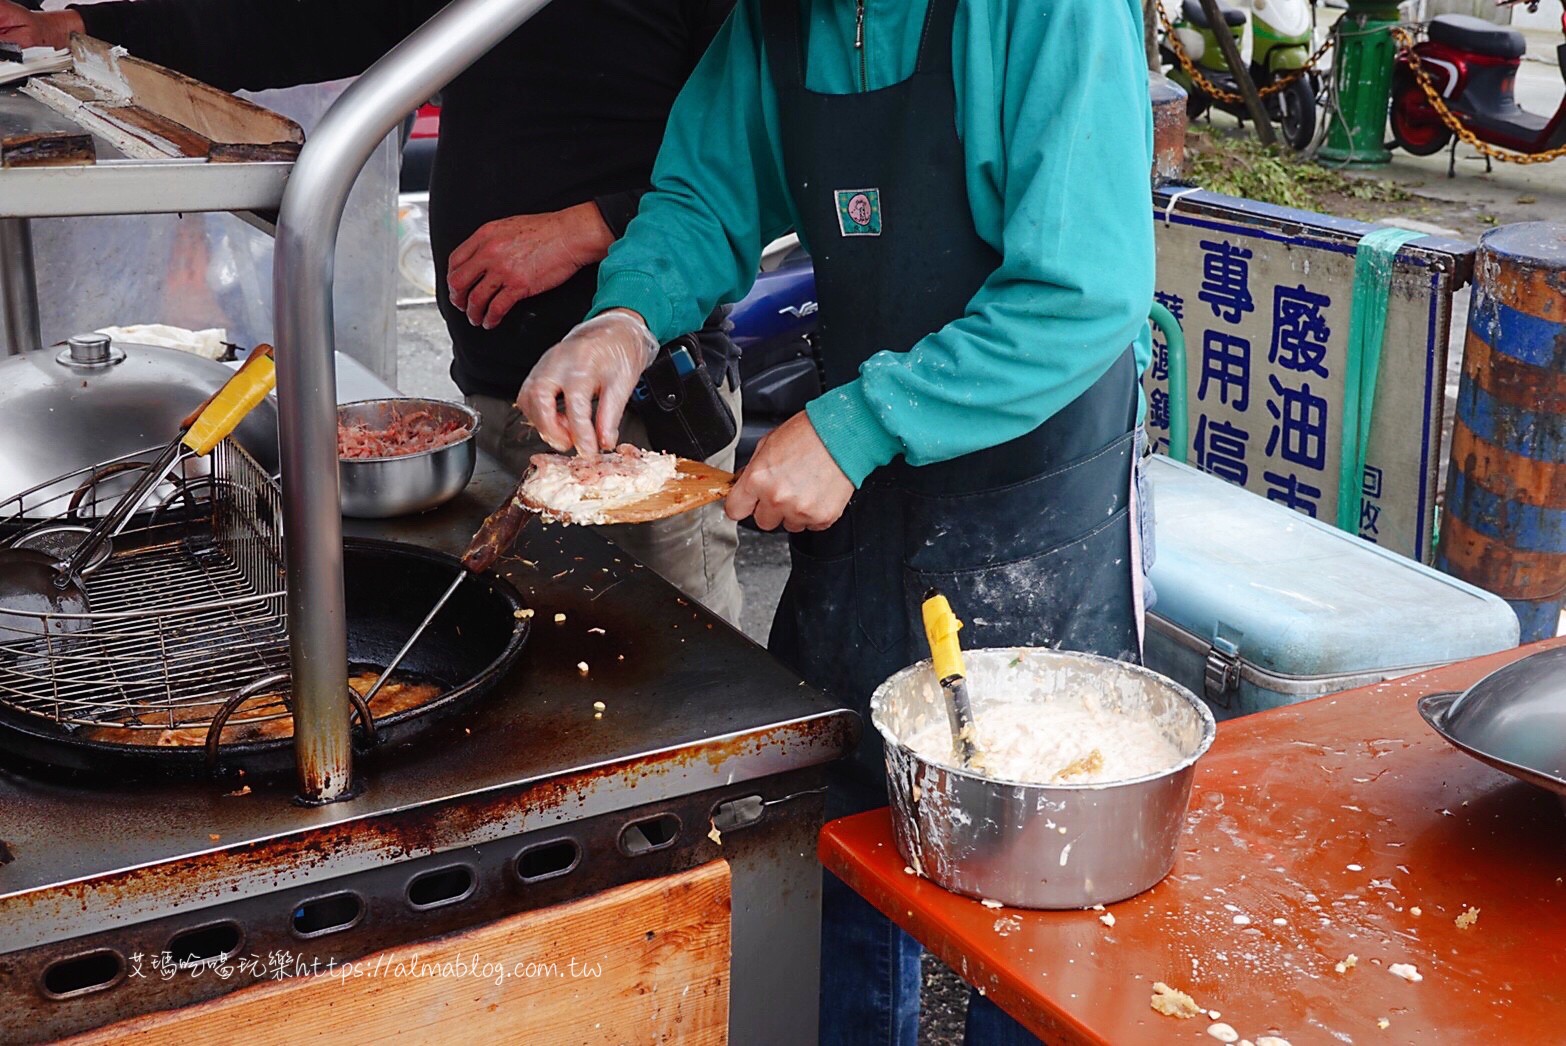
[517,308,659,454]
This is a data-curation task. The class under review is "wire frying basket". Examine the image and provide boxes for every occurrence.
[0,440,294,740]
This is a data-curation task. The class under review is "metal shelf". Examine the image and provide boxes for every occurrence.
[0,84,293,352]
[0,87,290,218]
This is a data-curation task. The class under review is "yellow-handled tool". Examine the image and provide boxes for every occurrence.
[52,344,276,583]
[182,344,277,455]
[922,589,980,768]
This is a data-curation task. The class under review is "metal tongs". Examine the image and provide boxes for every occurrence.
[0,345,277,643]
[359,469,540,704]
[921,589,982,768]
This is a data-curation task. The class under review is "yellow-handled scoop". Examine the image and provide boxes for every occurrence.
[922,589,980,768]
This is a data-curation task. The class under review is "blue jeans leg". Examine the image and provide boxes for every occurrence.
[964,988,1044,1044]
[818,869,922,1046]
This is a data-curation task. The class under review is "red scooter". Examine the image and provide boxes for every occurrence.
[1390,0,1566,172]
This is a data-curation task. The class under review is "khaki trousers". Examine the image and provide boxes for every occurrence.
[465,383,743,627]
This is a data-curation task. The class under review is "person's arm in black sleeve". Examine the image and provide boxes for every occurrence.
[592,189,650,241]
[592,2,734,241]
[67,0,436,93]
[688,0,734,64]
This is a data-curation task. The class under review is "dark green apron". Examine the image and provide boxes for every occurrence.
[761,0,1141,815]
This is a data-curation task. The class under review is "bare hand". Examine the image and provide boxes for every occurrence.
[447,202,614,330]
[726,412,854,532]
[0,2,82,48]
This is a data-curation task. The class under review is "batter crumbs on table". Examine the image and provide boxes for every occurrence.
[1150,981,1203,1019]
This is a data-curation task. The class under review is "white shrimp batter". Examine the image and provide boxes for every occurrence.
[520,445,678,524]
[903,694,1184,785]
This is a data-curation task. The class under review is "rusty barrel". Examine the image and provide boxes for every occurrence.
[1437,222,1566,641]
[1150,70,1187,187]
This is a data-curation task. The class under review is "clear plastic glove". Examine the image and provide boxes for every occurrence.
[517,308,659,453]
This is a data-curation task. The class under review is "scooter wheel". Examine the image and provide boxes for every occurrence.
[1390,84,1452,156]
[1268,77,1318,152]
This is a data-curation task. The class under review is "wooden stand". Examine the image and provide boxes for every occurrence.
[66,862,732,1045]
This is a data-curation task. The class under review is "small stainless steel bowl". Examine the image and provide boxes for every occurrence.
[337,398,480,519]
[872,647,1215,910]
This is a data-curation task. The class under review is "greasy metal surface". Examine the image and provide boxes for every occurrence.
[0,770,824,1043]
[0,218,42,354]
[822,639,1566,1045]
[0,457,858,953]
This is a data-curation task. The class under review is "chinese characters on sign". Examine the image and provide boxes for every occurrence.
[1146,192,1465,562]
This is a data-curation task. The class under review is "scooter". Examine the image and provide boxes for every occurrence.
[1161,0,1321,150]
[726,235,822,470]
[1390,0,1566,172]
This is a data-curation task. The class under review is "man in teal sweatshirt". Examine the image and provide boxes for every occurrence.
[520,0,1154,1041]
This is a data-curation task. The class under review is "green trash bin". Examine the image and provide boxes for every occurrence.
[1318,2,1402,167]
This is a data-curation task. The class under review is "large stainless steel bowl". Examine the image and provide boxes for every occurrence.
[873,648,1215,909]
[337,398,480,518]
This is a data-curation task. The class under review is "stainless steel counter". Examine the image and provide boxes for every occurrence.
[0,458,856,1043]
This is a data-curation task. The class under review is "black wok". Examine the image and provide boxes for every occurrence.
[0,538,529,782]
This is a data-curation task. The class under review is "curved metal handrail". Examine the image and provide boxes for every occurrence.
[273,0,555,802]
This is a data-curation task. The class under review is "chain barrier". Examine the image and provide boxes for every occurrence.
[1389,24,1566,166]
[1157,4,1333,106]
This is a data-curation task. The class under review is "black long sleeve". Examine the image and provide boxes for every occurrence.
[73,0,437,93]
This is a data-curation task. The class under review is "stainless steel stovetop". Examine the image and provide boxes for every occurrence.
[0,457,857,1043]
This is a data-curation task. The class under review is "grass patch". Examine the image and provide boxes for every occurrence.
[1184,125,1410,211]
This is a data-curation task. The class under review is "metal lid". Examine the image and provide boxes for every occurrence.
[0,341,279,513]
[1428,647,1566,782]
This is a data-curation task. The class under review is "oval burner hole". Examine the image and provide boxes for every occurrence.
[407,865,475,910]
[292,892,364,938]
[41,950,124,999]
[619,813,680,856]
[167,922,243,968]
[712,795,766,834]
[516,839,581,883]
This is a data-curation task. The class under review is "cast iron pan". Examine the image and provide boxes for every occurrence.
[0,538,529,782]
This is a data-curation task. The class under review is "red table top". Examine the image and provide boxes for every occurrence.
[819,640,1566,1045]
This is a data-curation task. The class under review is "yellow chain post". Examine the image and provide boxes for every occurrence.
[1158,4,1334,106]
[1390,25,1566,166]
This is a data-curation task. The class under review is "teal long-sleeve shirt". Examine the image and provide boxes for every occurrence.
[591,0,1155,486]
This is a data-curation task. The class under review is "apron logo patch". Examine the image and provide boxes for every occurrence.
[835,189,882,236]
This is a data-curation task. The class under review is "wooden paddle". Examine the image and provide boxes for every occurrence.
[516,458,736,526]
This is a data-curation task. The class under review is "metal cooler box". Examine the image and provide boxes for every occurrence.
[1144,457,1520,719]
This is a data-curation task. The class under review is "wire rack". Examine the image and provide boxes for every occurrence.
[0,440,293,735]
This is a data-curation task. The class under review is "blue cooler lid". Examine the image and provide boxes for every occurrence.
[1147,457,1520,679]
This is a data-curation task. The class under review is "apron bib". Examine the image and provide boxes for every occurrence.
[760,0,1142,813]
